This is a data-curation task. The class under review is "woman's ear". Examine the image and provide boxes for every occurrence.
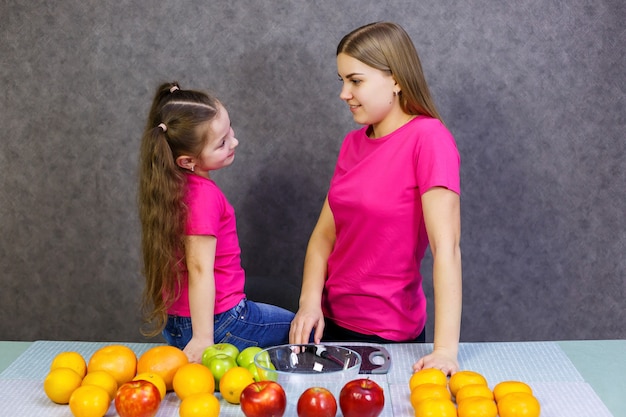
[176,155,195,171]
[392,78,401,95]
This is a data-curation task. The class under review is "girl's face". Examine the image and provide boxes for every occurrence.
[193,105,239,177]
[337,53,403,138]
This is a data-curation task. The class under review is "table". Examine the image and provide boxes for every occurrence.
[0,340,623,416]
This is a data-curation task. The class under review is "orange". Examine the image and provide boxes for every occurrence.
[409,368,447,391]
[81,370,118,401]
[455,384,494,403]
[136,345,188,391]
[413,398,457,417]
[43,367,83,404]
[449,370,488,397]
[134,372,167,402]
[50,351,87,378]
[410,383,451,409]
[173,363,215,400]
[87,345,137,387]
[179,392,221,417]
[493,380,533,402]
[69,384,111,417]
[497,392,540,417]
[218,366,255,404]
[457,397,498,417]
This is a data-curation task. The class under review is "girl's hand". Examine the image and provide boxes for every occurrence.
[183,337,213,364]
[413,348,459,376]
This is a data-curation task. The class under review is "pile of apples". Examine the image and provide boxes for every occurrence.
[240,377,385,417]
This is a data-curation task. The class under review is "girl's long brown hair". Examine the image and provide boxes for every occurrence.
[337,22,443,122]
[138,82,219,336]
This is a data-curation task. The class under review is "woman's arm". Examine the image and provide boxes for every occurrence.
[289,196,336,344]
[183,234,217,363]
[414,186,462,375]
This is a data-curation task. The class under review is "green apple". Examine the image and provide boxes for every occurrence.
[247,362,261,382]
[254,353,277,382]
[256,364,278,382]
[236,346,263,367]
[245,359,276,382]
[205,353,237,390]
[254,350,272,368]
[202,343,239,366]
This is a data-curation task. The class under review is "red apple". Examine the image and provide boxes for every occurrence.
[339,378,384,417]
[114,380,161,417]
[240,381,287,417]
[297,387,337,417]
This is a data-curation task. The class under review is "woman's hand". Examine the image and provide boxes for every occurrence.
[290,196,335,346]
[420,187,462,377]
[289,307,325,345]
[413,347,460,376]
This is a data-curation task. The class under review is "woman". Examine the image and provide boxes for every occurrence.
[289,22,462,375]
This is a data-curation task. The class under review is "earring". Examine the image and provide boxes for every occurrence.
[191,165,195,172]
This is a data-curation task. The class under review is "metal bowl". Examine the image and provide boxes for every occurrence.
[254,344,361,404]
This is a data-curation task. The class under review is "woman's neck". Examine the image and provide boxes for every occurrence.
[369,112,416,139]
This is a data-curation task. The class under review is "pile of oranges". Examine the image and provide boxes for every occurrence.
[409,368,541,417]
[42,344,237,417]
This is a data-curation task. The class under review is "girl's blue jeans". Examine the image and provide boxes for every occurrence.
[162,298,295,352]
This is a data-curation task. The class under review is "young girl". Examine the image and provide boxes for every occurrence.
[139,82,294,363]
[289,22,462,375]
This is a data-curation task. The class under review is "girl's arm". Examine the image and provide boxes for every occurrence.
[289,196,336,344]
[183,234,217,363]
[414,186,462,375]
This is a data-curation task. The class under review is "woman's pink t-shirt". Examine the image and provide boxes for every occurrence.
[323,116,460,341]
[166,174,245,316]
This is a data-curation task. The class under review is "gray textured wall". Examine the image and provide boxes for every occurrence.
[1,0,624,344]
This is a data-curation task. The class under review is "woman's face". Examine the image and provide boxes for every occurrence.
[193,105,239,176]
[337,52,399,134]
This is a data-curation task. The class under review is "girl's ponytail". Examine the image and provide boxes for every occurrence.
[138,82,219,336]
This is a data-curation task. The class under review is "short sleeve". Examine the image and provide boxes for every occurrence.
[184,177,225,236]
[414,121,461,195]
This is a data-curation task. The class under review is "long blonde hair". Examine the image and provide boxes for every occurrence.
[337,22,443,122]
[138,82,219,336]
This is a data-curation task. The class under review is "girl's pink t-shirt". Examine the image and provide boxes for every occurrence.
[323,116,460,341]
[166,174,245,316]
